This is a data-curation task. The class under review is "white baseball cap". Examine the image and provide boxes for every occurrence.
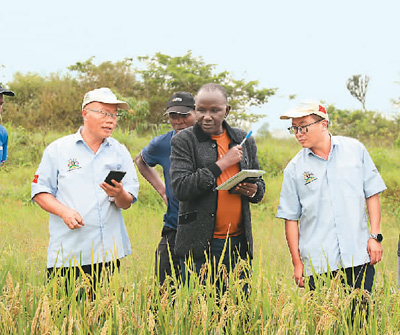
[280,101,329,121]
[82,87,129,110]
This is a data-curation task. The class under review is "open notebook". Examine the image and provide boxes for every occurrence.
[216,169,265,191]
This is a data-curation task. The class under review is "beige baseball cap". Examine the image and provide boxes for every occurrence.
[280,101,329,121]
[82,88,129,110]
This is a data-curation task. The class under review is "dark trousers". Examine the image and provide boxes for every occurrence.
[307,263,375,292]
[155,226,180,285]
[308,263,375,321]
[47,259,120,299]
[180,234,251,293]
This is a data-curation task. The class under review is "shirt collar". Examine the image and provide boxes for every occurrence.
[330,134,338,148]
[72,127,85,144]
[305,133,335,157]
[74,126,111,146]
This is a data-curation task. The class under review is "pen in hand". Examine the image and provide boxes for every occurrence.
[239,130,253,146]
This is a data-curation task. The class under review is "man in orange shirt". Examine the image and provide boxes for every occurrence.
[170,83,265,286]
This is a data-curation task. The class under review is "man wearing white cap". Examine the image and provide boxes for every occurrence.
[0,86,15,165]
[277,102,386,297]
[31,88,139,293]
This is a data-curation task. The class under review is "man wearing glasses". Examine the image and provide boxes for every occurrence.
[276,101,386,299]
[31,88,139,295]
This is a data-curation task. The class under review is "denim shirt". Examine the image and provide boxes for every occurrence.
[31,128,139,268]
[277,136,386,275]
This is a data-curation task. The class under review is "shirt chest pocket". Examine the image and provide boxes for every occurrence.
[331,163,363,192]
[102,153,122,171]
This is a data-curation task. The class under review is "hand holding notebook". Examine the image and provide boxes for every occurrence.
[216,169,265,191]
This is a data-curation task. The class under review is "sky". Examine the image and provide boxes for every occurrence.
[2,0,400,134]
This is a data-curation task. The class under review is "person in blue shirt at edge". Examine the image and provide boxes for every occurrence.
[276,102,386,314]
[134,92,196,286]
[0,86,15,166]
[31,88,139,296]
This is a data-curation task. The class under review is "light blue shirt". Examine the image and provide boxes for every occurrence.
[31,128,139,268]
[277,136,386,275]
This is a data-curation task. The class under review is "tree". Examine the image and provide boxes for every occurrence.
[3,68,147,133]
[255,122,271,139]
[327,104,400,146]
[346,74,369,111]
[136,51,277,126]
[3,53,276,132]
[117,96,150,132]
[391,76,400,114]
[4,72,82,132]
[68,57,139,97]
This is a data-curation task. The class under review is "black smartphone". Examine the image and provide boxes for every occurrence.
[104,170,126,187]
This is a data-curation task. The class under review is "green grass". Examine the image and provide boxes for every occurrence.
[1,128,400,334]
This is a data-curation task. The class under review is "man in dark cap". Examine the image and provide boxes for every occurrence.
[135,92,196,286]
[0,86,15,165]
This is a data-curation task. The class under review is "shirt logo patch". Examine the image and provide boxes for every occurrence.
[304,171,317,185]
[32,174,39,183]
[68,158,81,171]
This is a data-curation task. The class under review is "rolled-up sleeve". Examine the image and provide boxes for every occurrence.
[362,145,386,198]
[276,163,301,221]
[31,143,59,199]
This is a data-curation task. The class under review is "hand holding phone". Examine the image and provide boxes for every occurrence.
[104,170,126,187]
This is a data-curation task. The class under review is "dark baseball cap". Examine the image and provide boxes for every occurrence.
[163,92,195,116]
[0,86,15,96]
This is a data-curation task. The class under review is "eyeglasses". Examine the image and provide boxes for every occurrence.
[85,108,121,119]
[288,119,324,135]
